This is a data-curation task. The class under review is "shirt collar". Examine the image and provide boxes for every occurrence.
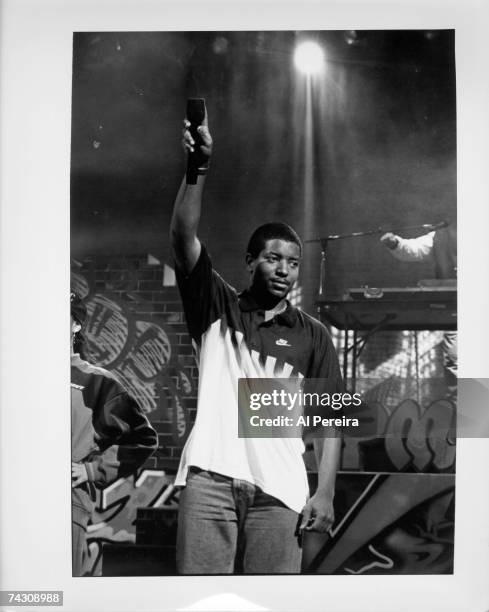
[238,289,297,327]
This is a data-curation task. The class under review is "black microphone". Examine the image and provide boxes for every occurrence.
[186,98,206,185]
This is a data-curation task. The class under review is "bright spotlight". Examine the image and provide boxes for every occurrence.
[294,41,325,75]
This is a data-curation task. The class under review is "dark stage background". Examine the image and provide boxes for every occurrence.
[71,30,456,311]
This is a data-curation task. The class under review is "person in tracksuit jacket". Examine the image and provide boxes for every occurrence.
[70,292,158,576]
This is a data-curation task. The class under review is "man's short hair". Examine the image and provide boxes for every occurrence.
[246,223,303,259]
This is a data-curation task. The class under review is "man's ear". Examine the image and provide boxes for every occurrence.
[72,320,82,334]
[245,253,255,274]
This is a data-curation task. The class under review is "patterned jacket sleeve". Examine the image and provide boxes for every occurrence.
[84,380,158,486]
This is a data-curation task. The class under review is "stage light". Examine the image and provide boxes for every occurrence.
[343,30,367,47]
[344,30,359,46]
[294,41,325,75]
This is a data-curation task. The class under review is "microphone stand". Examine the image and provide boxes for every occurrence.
[306,221,448,296]
[308,220,448,390]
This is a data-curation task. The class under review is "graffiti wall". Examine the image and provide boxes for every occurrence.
[339,397,456,473]
[86,470,179,575]
[303,472,454,575]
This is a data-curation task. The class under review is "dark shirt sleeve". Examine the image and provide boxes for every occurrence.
[175,244,237,344]
[303,321,345,433]
[307,321,344,391]
[85,378,158,486]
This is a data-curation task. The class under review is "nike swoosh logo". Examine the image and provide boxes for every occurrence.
[276,339,291,347]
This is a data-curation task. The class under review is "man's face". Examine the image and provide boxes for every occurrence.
[246,239,300,301]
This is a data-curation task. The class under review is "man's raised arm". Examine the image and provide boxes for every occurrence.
[170,114,213,275]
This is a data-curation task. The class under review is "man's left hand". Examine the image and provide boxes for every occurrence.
[71,462,89,487]
[300,491,335,533]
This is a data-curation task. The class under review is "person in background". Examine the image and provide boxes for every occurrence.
[380,224,457,397]
[70,292,158,576]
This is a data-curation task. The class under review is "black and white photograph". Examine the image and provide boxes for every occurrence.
[69,28,457,578]
[2,1,489,611]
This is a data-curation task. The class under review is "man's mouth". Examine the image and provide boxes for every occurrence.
[271,280,289,289]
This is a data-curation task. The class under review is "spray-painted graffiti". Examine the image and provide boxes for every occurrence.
[85,469,179,575]
[303,472,454,574]
[341,377,456,472]
[84,294,133,367]
[385,398,456,471]
[71,261,194,443]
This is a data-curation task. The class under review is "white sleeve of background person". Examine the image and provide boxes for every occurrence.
[391,231,435,262]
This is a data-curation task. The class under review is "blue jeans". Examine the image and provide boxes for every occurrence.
[176,468,302,574]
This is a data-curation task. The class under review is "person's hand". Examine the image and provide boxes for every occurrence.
[300,491,335,534]
[380,232,400,250]
[182,115,213,162]
[71,462,89,488]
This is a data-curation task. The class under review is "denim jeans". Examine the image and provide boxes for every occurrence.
[176,468,302,574]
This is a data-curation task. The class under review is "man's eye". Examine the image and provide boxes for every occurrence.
[289,261,299,268]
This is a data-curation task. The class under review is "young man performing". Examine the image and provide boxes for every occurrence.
[171,110,343,574]
[70,292,158,576]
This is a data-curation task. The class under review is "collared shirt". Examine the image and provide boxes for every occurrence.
[174,245,343,512]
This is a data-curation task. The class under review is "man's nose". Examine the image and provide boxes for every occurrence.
[276,260,288,276]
